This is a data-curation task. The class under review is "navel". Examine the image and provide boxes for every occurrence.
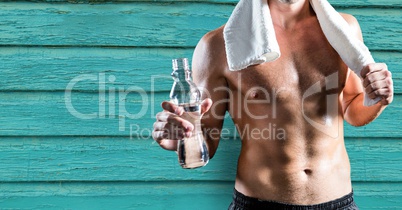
[303,169,313,175]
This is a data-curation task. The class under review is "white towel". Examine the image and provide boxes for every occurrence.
[223,0,381,106]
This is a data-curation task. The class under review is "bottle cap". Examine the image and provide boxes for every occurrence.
[172,58,190,71]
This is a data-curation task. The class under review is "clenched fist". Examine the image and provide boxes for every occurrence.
[361,63,393,105]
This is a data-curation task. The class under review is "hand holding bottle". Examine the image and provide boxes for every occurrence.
[152,99,212,150]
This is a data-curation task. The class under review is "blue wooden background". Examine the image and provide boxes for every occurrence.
[0,0,401,209]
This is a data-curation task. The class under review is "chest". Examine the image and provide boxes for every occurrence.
[226,29,348,101]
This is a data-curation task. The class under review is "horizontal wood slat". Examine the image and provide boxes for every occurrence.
[0,181,234,210]
[0,3,400,49]
[1,47,401,92]
[0,47,191,92]
[0,137,401,182]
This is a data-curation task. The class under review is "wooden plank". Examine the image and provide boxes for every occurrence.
[1,47,401,93]
[0,181,400,209]
[0,91,168,136]
[0,3,400,50]
[346,138,402,182]
[0,136,400,182]
[353,182,402,210]
[0,92,400,137]
[0,181,234,210]
[0,2,229,47]
[0,47,192,92]
[20,0,402,7]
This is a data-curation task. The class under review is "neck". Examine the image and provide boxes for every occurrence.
[268,0,313,29]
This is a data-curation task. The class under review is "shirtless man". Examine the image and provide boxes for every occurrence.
[152,0,393,209]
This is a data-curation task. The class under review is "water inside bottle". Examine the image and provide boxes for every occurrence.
[177,103,209,169]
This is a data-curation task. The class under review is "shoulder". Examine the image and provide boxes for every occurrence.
[192,25,228,75]
[198,25,226,53]
[339,13,363,40]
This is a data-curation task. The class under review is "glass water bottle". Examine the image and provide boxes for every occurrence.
[170,58,209,169]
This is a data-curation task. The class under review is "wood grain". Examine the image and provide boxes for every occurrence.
[0,3,400,50]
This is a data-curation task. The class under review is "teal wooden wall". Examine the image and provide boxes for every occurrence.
[0,0,401,209]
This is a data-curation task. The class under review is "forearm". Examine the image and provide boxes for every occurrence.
[344,93,387,126]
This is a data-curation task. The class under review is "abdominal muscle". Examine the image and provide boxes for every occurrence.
[231,101,352,205]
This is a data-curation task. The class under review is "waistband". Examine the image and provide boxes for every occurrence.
[231,188,356,210]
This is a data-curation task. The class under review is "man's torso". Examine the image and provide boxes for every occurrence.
[215,14,353,205]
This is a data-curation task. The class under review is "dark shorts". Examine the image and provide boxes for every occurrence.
[228,189,359,210]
